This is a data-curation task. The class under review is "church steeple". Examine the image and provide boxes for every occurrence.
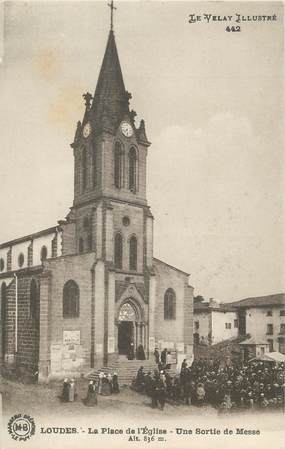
[71,1,151,212]
[90,26,131,134]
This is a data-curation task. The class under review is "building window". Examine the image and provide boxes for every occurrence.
[234,319,238,328]
[280,309,285,316]
[129,235,137,271]
[266,323,273,335]
[83,216,90,230]
[92,149,96,188]
[194,321,199,330]
[1,282,7,357]
[164,288,176,320]
[63,280,80,318]
[114,233,123,269]
[225,323,232,329]
[40,246,48,262]
[129,147,137,192]
[267,339,274,352]
[280,323,285,335]
[87,233,92,251]
[0,258,4,272]
[266,310,272,316]
[79,237,84,254]
[122,216,130,227]
[30,279,39,320]
[82,147,87,191]
[18,253,24,268]
[51,235,57,258]
[114,142,123,188]
[278,338,285,354]
[260,346,265,355]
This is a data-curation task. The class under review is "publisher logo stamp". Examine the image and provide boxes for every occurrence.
[8,414,36,441]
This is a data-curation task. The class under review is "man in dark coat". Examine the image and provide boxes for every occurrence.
[161,348,167,366]
[154,348,160,364]
[60,378,70,402]
[112,373,120,394]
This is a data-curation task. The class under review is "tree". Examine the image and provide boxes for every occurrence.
[194,295,205,304]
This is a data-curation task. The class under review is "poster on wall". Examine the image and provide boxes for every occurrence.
[63,330,81,345]
[0,1,284,449]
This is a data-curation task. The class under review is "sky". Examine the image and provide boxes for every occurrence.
[0,1,284,301]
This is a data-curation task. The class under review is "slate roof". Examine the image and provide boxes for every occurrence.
[239,336,269,345]
[194,301,236,313]
[228,293,285,309]
[91,30,130,132]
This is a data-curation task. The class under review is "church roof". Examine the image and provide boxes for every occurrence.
[153,257,190,276]
[0,226,57,250]
[91,30,130,132]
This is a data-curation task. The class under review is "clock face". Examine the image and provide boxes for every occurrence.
[121,121,133,138]
[83,122,92,138]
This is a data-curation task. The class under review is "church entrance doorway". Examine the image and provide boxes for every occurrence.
[117,300,146,358]
[118,321,133,355]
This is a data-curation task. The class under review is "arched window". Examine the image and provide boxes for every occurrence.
[92,149,96,188]
[129,147,137,192]
[30,279,39,320]
[63,280,80,318]
[129,235,137,271]
[118,302,137,321]
[164,288,176,320]
[83,216,90,230]
[1,282,7,359]
[18,252,24,268]
[114,142,123,188]
[87,233,92,251]
[82,147,87,191]
[79,237,84,254]
[114,233,123,269]
[40,245,48,262]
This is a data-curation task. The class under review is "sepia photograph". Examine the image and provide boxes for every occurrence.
[0,1,284,448]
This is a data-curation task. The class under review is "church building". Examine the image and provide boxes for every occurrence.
[0,6,193,382]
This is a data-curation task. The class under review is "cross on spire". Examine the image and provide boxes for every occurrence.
[108,0,116,31]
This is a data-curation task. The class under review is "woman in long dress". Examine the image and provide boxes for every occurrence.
[101,374,112,396]
[84,381,98,406]
[136,344,146,360]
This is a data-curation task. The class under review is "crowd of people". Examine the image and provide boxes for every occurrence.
[132,354,285,412]
[60,372,119,406]
[59,349,284,413]
[127,343,146,360]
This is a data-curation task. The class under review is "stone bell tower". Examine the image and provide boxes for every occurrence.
[68,1,155,367]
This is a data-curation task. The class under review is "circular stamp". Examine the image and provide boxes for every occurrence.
[8,414,36,441]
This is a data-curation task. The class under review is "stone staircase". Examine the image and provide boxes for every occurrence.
[86,356,159,385]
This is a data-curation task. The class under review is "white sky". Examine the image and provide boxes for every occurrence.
[0,1,284,301]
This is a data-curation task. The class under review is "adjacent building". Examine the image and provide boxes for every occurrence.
[229,293,285,354]
[193,294,285,357]
[193,299,239,345]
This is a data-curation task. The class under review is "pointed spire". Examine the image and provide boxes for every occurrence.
[91,2,130,133]
[91,29,130,132]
